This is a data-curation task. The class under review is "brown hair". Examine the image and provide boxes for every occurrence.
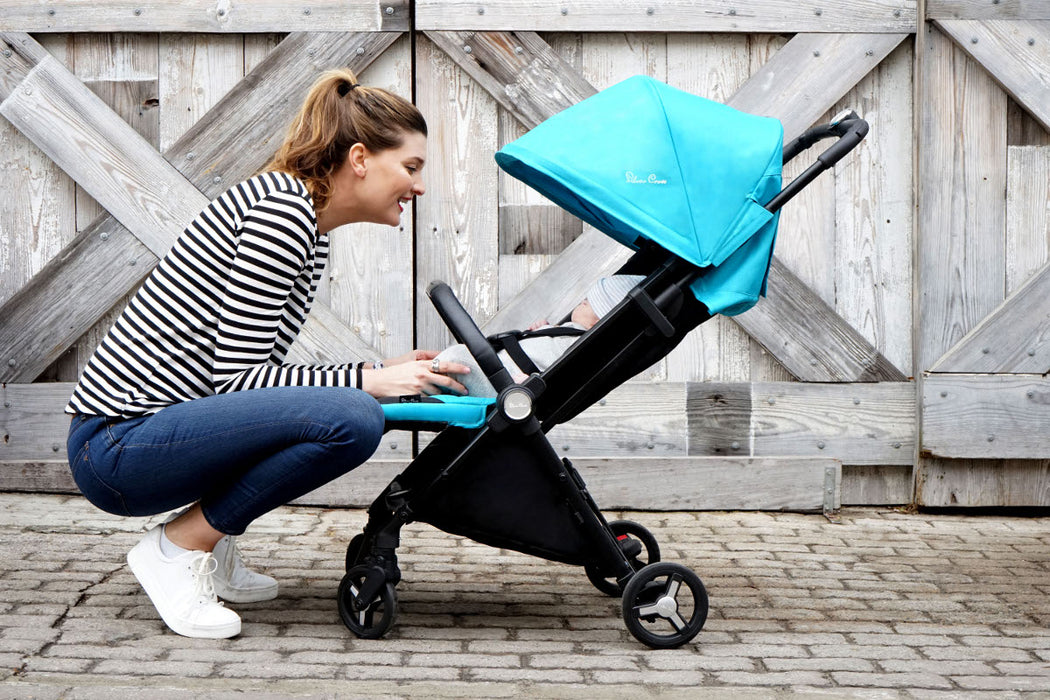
[265,68,427,213]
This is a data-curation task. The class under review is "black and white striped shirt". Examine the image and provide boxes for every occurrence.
[66,172,359,418]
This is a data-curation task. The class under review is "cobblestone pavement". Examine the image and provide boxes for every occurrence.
[0,493,1048,698]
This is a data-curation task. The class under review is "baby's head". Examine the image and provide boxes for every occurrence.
[572,275,645,329]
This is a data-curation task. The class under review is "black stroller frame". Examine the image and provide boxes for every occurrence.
[337,112,869,649]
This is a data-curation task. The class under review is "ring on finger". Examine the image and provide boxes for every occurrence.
[431,358,442,374]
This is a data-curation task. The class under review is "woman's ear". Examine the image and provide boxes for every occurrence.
[347,142,369,177]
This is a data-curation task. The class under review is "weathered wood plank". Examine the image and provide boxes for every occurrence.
[0,1,409,32]
[1006,146,1050,294]
[422,30,596,131]
[750,382,915,465]
[415,35,501,350]
[438,31,908,381]
[417,0,916,33]
[743,258,908,382]
[923,375,1050,459]
[841,465,913,505]
[915,25,1016,508]
[915,460,1050,507]
[833,41,915,375]
[1,49,196,257]
[935,20,1050,133]
[498,204,582,254]
[687,381,915,465]
[686,383,753,457]
[927,1,1050,20]
[0,32,399,382]
[0,383,71,461]
[575,457,841,512]
[917,26,1008,370]
[293,456,841,511]
[728,33,909,142]
[0,461,76,493]
[931,264,1050,374]
[546,382,688,456]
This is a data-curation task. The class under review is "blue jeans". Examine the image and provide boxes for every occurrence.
[66,387,385,535]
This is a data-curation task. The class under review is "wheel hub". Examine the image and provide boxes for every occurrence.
[654,595,678,618]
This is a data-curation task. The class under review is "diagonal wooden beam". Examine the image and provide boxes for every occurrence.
[429,30,908,381]
[935,19,1050,133]
[0,31,399,382]
[931,261,1050,374]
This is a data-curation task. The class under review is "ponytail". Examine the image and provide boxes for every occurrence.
[265,69,427,213]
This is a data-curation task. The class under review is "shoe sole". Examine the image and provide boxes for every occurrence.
[214,581,279,604]
[127,545,241,639]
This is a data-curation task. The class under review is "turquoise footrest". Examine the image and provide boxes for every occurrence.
[379,395,496,430]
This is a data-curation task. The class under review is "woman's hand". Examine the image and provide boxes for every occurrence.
[381,349,438,367]
[526,319,549,331]
[361,357,470,398]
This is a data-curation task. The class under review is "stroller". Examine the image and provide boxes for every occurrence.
[338,76,868,649]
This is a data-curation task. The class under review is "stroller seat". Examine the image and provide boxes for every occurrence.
[337,75,868,649]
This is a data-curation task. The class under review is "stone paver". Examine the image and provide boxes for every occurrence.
[1,493,1049,698]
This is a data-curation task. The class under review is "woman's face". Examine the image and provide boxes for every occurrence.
[356,131,427,226]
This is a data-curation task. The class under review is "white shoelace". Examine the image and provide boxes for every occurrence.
[190,552,221,601]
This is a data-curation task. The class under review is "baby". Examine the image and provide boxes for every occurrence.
[437,275,644,397]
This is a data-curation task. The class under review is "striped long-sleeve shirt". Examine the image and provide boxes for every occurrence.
[66,172,361,418]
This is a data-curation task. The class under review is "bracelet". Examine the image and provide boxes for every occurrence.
[373,360,384,370]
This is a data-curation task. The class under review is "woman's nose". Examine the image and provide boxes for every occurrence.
[413,180,426,196]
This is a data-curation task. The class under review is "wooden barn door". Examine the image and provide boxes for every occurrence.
[916,7,1050,506]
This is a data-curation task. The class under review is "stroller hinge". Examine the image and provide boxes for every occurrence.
[628,287,675,337]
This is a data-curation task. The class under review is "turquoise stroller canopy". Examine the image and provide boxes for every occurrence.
[495,75,784,316]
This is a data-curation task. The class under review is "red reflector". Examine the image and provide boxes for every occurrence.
[616,534,629,541]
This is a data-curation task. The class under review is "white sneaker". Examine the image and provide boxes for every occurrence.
[127,525,241,639]
[211,535,279,603]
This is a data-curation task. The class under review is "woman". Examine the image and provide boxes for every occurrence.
[65,69,468,639]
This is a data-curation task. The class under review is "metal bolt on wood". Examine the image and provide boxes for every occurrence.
[356,47,365,55]
[814,8,822,16]
[515,46,524,54]
[1029,38,1036,46]
[972,37,979,44]
[463,45,472,53]
[894,9,901,17]
[647,7,655,15]
[134,8,142,16]
[303,8,311,15]
[99,232,109,241]
[729,8,737,15]
[48,9,55,15]
[2,50,11,58]
[767,397,775,405]
[1028,349,1036,356]
[817,441,826,449]
[386,6,395,14]
[477,7,485,14]
[561,8,569,15]
[7,359,15,367]
[213,176,222,183]
[186,152,195,160]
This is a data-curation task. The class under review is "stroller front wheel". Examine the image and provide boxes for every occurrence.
[338,566,398,639]
[622,562,707,649]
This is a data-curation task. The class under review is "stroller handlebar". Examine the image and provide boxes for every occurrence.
[765,110,869,213]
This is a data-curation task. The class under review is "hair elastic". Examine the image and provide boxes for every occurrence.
[337,82,360,97]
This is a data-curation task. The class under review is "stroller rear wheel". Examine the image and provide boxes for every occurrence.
[622,562,707,649]
[585,520,661,596]
[338,565,398,639]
